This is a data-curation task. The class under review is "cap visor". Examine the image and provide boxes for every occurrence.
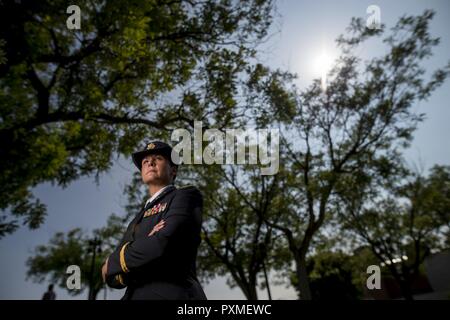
[131,149,173,170]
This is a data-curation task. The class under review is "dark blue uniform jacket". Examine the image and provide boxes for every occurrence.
[106,185,207,300]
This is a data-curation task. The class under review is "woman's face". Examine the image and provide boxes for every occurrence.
[141,154,176,185]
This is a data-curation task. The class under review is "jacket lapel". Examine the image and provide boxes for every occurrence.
[144,185,176,211]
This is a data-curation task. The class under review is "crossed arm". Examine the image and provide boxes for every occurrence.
[101,219,166,285]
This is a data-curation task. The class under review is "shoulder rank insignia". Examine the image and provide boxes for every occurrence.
[179,184,195,189]
[143,202,167,218]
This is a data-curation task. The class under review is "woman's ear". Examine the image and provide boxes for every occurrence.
[171,166,177,181]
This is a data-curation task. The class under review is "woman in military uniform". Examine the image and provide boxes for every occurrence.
[102,141,207,300]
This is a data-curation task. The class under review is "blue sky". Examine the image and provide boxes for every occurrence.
[1,0,449,299]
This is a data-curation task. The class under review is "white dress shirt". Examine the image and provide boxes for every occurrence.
[144,184,173,208]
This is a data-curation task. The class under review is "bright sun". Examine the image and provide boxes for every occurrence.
[313,50,334,91]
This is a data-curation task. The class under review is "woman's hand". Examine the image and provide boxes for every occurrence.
[101,257,109,283]
[148,219,165,236]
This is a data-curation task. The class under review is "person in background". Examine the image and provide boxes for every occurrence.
[42,284,56,300]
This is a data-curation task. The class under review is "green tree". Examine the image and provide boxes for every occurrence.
[337,164,450,300]
[306,250,362,300]
[196,165,289,300]
[26,214,126,299]
[261,10,450,299]
[0,0,275,237]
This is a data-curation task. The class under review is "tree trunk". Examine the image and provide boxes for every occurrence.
[92,288,100,300]
[233,275,259,300]
[398,279,414,300]
[389,266,414,300]
[262,261,272,300]
[245,285,258,300]
[87,287,100,300]
[238,282,258,300]
[295,257,312,300]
